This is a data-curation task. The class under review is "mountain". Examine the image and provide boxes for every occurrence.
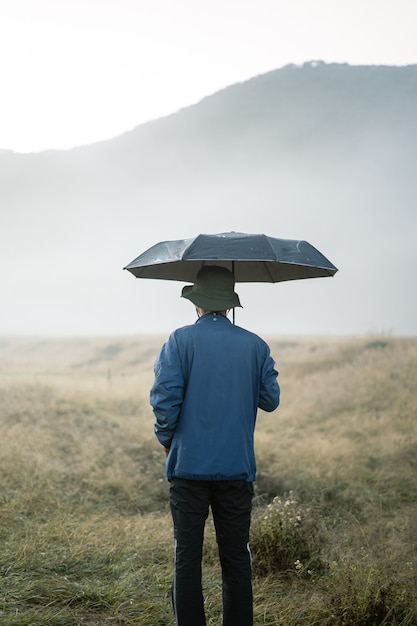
[1,61,416,336]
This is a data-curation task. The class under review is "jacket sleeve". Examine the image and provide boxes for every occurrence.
[150,333,185,448]
[258,346,280,412]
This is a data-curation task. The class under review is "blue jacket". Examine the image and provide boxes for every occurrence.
[150,313,280,481]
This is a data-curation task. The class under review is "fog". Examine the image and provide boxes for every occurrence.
[1,63,416,338]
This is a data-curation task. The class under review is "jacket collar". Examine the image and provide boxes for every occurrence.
[196,312,231,324]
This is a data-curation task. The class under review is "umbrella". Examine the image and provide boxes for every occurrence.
[124,232,337,324]
[124,231,338,283]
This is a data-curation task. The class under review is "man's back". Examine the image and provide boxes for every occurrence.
[151,312,279,481]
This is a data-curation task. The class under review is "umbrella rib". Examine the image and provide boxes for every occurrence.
[264,236,280,282]
[262,261,276,282]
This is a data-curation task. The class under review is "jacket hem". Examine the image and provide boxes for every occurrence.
[168,471,254,482]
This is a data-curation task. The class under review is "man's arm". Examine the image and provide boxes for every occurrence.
[150,334,185,449]
[258,347,280,412]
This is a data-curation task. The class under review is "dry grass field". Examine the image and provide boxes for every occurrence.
[1,334,416,625]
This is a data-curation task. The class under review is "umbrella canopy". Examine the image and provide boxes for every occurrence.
[124,231,338,283]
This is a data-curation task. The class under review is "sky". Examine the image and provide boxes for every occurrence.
[1,0,417,154]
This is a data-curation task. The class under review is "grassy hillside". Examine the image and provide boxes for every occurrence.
[0,335,416,625]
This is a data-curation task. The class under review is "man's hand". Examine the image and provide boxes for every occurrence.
[164,446,170,456]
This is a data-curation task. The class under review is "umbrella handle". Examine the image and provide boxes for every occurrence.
[232,261,235,325]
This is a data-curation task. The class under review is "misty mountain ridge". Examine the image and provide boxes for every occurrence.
[1,61,416,336]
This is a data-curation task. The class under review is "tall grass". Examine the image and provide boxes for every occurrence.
[1,335,416,624]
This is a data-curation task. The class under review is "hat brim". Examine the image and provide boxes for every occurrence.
[181,285,242,310]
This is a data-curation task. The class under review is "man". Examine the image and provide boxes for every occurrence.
[150,265,280,626]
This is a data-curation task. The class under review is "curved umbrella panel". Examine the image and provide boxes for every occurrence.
[127,237,195,266]
[183,232,277,261]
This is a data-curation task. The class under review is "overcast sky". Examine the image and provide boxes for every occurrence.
[1,0,417,153]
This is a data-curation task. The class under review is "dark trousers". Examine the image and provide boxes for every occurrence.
[169,478,254,626]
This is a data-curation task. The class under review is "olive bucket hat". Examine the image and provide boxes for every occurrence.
[181,266,242,311]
